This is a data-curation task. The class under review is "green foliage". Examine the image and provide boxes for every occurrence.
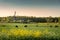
[0,16,59,23]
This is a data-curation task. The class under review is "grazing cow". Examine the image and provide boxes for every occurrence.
[24,25,27,27]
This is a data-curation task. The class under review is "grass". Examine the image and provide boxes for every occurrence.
[0,23,60,40]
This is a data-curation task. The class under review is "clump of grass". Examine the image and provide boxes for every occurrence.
[1,24,6,27]
[50,25,53,27]
[36,25,38,27]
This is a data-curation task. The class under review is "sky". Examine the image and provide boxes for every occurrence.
[0,0,60,17]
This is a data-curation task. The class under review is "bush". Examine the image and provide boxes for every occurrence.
[15,25,18,28]
[55,25,59,28]
[24,25,27,27]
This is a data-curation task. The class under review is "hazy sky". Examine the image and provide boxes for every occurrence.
[0,0,60,17]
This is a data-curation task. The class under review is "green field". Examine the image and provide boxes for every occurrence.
[0,23,60,40]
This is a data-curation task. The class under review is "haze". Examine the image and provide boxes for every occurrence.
[0,0,60,17]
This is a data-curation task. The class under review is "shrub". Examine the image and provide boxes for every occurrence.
[15,25,18,28]
[24,25,27,27]
[55,25,59,28]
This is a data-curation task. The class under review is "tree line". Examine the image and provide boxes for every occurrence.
[0,16,60,23]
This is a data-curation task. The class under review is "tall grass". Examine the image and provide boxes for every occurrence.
[0,23,60,40]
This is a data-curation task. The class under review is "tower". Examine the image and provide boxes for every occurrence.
[14,11,16,17]
[13,11,16,22]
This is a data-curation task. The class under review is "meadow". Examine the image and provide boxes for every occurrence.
[0,23,60,40]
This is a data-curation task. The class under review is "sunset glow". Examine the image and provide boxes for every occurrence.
[0,0,60,17]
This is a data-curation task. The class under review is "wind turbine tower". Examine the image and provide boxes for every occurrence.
[13,11,16,22]
[14,11,16,17]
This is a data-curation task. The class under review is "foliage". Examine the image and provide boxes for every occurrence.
[0,16,59,23]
